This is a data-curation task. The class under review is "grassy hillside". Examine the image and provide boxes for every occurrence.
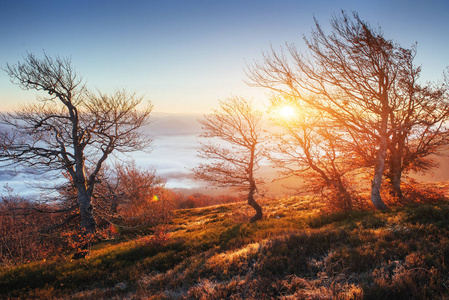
[1,195,449,299]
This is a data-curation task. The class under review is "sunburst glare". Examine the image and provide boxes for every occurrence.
[275,105,297,121]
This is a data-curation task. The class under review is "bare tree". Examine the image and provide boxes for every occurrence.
[247,11,449,209]
[268,98,360,210]
[0,53,152,234]
[193,97,265,222]
[384,62,449,198]
[93,161,173,229]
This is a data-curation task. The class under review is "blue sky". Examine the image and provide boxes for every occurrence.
[0,0,449,192]
[1,0,448,113]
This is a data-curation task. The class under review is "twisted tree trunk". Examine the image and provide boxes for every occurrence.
[248,180,262,222]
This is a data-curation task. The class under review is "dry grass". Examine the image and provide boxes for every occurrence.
[1,189,449,299]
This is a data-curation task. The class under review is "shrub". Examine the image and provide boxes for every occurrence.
[0,187,72,266]
[402,179,447,204]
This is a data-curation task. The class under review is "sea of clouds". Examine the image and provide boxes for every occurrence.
[0,112,205,197]
[2,111,449,198]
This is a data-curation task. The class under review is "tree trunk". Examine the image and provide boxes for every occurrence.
[388,158,403,199]
[371,155,388,209]
[247,144,262,222]
[248,181,262,222]
[371,98,389,210]
[390,171,403,198]
[77,188,96,234]
[383,155,405,200]
[334,180,353,211]
[388,131,405,199]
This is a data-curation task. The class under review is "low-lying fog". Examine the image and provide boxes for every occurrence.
[1,112,449,198]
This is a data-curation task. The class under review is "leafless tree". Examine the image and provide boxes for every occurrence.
[92,161,173,229]
[268,97,360,210]
[247,11,449,209]
[193,97,265,221]
[384,62,449,198]
[0,53,152,234]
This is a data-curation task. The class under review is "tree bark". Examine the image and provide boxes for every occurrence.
[371,97,389,210]
[388,164,403,199]
[248,181,262,222]
[248,185,263,222]
[76,187,96,234]
[387,131,405,199]
[391,171,403,198]
[247,144,262,222]
[333,180,353,211]
[371,154,388,209]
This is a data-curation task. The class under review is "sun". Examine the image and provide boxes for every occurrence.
[277,105,297,121]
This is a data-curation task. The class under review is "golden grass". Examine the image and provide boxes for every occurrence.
[2,191,449,299]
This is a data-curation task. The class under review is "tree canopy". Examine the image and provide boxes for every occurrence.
[248,11,449,209]
[193,97,266,221]
[1,53,153,233]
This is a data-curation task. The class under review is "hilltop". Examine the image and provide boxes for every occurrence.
[1,193,449,299]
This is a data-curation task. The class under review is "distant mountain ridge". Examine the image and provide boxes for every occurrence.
[147,112,202,136]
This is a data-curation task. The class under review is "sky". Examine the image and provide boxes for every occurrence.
[0,0,449,193]
[1,0,448,113]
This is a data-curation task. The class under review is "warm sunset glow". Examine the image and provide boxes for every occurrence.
[276,105,297,121]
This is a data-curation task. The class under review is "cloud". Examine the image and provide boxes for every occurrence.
[0,112,248,195]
